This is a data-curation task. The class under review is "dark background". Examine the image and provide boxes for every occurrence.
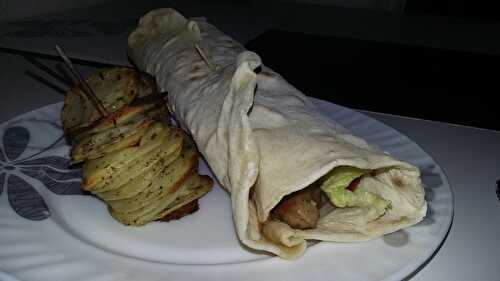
[245,0,500,131]
[406,0,500,22]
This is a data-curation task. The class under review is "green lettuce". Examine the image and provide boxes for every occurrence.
[320,166,390,212]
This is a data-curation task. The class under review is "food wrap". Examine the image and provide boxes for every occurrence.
[128,8,427,259]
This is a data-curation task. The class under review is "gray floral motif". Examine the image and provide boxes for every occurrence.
[0,125,84,221]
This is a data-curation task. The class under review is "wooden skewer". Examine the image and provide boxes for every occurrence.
[55,45,109,117]
[195,44,215,71]
[24,56,73,87]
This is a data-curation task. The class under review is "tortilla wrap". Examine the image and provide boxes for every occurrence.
[128,8,427,259]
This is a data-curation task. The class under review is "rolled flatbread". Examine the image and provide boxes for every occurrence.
[128,8,427,259]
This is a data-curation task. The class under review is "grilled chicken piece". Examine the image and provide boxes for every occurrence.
[271,186,321,229]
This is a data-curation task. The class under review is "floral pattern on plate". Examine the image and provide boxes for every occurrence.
[0,119,84,221]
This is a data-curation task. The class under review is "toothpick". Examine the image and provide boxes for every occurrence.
[195,44,215,71]
[55,45,109,117]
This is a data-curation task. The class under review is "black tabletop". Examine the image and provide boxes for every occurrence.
[246,30,500,131]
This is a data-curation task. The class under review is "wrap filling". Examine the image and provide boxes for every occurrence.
[270,166,391,230]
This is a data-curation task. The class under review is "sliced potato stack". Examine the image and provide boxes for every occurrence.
[61,67,212,226]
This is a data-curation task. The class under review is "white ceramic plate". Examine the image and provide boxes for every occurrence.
[0,99,453,281]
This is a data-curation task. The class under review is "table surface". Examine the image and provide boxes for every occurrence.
[1,1,499,280]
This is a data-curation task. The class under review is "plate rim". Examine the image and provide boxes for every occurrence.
[0,99,454,281]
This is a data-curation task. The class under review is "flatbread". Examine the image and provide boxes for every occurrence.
[128,8,427,259]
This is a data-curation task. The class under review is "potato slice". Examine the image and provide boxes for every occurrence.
[82,122,169,190]
[157,199,199,222]
[68,100,162,142]
[110,173,200,226]
[136,71,159,98]
[105,141,198,212]
[90,127,183,193]
[96,151,168,201]
[123,174,213,226]
[62,67,142,134]
[71,118,155,164]
[152,175,213,221]
[143,102,170,122]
